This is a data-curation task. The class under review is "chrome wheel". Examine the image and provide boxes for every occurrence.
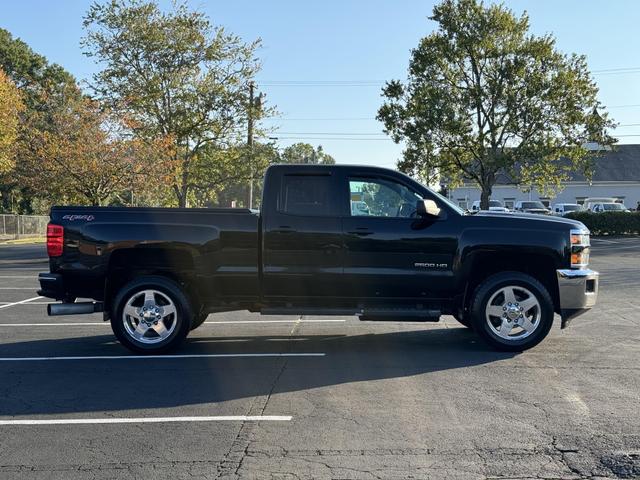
[122,289,177,344]
[485,285,541,341]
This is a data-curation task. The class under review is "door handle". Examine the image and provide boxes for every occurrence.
[347,228,374,236]
[273,226,295,234]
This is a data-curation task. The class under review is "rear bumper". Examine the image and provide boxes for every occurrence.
[556,269,599,328]
[38,273,65,300]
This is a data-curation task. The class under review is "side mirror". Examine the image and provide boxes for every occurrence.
[416,199,441,218]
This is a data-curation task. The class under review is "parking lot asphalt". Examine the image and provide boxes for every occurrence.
[0,239,638,479]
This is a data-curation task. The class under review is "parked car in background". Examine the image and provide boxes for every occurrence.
[552,203,583,216]
[583,197,618,211]
[589,202,630,213]
[470,200,510,212]
[514,201,551,215]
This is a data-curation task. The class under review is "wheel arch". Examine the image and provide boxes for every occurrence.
[103,247,200,319]
[460,250,560,317]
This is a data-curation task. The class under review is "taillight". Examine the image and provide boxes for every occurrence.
[46,224,64,257]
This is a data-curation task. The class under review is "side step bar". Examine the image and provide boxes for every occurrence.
[48,302,104,316]
[359,309,440,322]
[261,306,441,322]
[261,307,360,316]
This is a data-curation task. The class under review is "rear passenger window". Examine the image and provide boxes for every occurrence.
[280,175,333,216]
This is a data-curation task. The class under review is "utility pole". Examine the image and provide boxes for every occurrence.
[247,81,254,209]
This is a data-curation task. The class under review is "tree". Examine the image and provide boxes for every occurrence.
[378,0,615,209]
[0,69,23,174]
[19,91,163,206]
[0,28,79,213]
[82,0,266,207]
[0,28,77,111]
[213,141,280,208]
[280,143,335,164]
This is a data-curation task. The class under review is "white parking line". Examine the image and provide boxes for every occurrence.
[0,296,43,310]
[0,416,292,425]
[0,353,325,362]
[591,238,620,244]
[0,302,49,305]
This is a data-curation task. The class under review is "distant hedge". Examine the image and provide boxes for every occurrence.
[565,211,640,236]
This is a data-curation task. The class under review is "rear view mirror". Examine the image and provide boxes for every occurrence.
[417,199,441,218]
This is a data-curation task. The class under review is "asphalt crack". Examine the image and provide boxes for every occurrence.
[216,315,302,479]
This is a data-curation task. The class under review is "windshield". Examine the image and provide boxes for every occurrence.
[603,203,625,211]
[563,205,581,212]
[522,201,545,209]
[429,188,466,215]
[489,200,503,207]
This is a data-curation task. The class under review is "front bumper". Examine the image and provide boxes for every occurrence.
[557,269,599,328]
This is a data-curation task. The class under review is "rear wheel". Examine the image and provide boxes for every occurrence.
[111,275,193,354]
[470,272,554,352]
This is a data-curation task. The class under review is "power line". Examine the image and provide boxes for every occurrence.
[258,67,640,87]
[264,117,376,121]
[260,80,384,84]
[607,104,640,109]
[273,133,636,141]
[275,136,392,141]
[260,81,382,87]
[275,131,386,136]
[592,67,640,75]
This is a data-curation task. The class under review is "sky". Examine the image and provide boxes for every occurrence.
[1,0,639,169]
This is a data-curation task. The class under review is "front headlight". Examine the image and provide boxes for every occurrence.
[570,228,590,268]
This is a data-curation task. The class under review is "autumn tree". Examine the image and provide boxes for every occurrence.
[378,0,615,209]
[0,69,23,174]
[280,143,335,165]
[0,28,79,212]
[19,90,162,206]
[82,0,267,207]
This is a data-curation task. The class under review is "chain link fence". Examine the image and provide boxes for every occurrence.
[0,215,49,241]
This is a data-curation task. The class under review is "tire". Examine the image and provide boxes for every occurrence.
[190,311,208,331]
[110,275,193,354]
[470,271,554,352]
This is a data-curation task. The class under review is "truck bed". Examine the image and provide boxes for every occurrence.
[47,205,261,305]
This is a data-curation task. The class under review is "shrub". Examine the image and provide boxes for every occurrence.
[565,211,640,236]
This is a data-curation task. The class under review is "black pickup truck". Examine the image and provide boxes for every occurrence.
[38,164,598,353]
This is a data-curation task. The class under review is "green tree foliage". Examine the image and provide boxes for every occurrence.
[378,0,615,209]
[280,143,336,165]
[0,28,77,111]
[214,141,280,208]
[82,0,267,207]
[0,28,80,213]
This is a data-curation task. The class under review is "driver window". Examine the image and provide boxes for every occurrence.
[349,177,421,218]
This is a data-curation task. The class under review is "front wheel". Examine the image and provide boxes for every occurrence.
[111,276,193,354]
[470,272,554,352]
